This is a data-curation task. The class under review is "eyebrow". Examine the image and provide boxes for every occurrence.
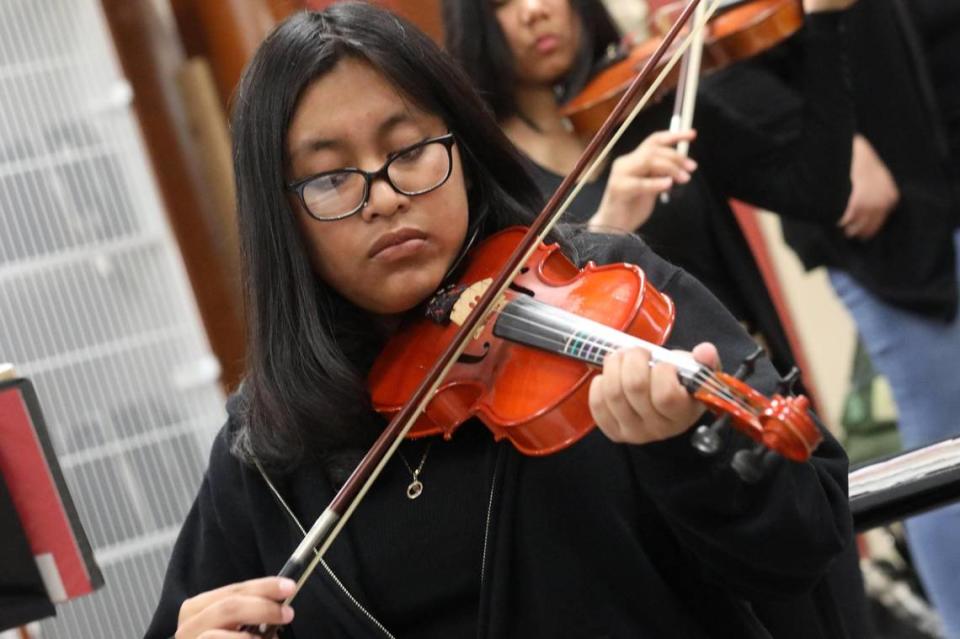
[289,111,417,159]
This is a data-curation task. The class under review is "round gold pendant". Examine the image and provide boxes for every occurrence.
[406,480,423,500]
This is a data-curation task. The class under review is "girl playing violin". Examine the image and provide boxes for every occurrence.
[443,0,857,380]
[145,4,851,638]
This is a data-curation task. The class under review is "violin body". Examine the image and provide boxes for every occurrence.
[561,0,804,136]
[370,227,821,462]
[368,227,675,455]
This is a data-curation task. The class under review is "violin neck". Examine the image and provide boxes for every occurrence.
[493,295,703,379]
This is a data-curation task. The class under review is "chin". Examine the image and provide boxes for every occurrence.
[371,277,441,315]
[359,248,459,314]
[534,66,572,87]
[375,295,428,315]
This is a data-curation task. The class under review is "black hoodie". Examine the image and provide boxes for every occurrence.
[145,233,853,638]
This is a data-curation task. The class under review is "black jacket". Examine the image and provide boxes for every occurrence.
[704,1,960,321]
[904,0,960,183]
[145,234,853,638]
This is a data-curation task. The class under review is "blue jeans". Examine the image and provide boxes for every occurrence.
[830,242,960,639]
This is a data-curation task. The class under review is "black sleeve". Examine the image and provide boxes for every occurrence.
[694,11,855,224]
[143,427,266,639]
[602,238,852,600]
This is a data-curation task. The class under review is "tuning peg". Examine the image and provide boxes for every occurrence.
[691,414,729,456]
[731,444,780,483]
[777,366,801,396]
[733,346,764,381]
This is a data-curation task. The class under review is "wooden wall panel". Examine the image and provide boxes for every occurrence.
[102,0,247,390]
[305,0,444,43]
[193,0,278,106]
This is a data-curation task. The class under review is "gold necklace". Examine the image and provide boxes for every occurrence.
[398,441,433,500]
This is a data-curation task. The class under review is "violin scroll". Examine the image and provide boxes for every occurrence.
[689,348,821,482]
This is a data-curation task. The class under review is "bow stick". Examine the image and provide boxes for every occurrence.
[661,0,712,203]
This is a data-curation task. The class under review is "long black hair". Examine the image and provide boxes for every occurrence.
[230,2,548,471]
[442,0,621,120]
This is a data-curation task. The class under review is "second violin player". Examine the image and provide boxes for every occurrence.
[444,0,857,381]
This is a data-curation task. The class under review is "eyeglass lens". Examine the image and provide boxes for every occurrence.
[301,138,451,219]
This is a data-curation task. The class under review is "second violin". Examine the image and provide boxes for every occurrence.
[560,0,804,136]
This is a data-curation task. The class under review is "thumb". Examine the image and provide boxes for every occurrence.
[691,342,720,371]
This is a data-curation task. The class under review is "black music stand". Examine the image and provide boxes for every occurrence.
[0,475,55,630]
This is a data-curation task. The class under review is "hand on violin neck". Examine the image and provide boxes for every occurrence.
[588,342,719,446]
[587,129,697,233]
[803,0,857,14]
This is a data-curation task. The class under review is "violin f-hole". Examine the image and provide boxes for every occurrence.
[508,280,536,297]
[457,341,491,365]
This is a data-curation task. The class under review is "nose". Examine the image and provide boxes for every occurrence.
[518,0,550,25]
[360,174,408,222]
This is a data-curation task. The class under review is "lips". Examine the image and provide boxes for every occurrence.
[534,34,560,54]
[368,227,428,258]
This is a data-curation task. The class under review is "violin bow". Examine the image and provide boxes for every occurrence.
[661,0,712,204]
[246,1,715,635]
[676,1,709,156]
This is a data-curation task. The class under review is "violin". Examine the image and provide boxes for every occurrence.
[370,226,820,464]
[561,0,804,137]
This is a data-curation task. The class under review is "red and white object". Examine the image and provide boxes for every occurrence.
[0,377,103,603]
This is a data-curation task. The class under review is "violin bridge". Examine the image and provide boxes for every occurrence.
[449,278,507,338]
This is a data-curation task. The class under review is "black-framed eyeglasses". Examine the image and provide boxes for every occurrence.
[286,133,456,222]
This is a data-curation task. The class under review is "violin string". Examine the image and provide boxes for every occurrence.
[496,302,689,375]
[498,304,724,392]
[501,306,759,416]
[689,367,757,415]
[496,306,757,415]
[498,316,755,415]
[497,303,751,407]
